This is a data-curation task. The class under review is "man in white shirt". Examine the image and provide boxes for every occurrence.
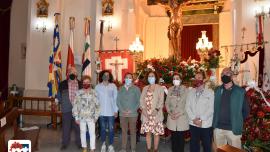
[186,71,214,152]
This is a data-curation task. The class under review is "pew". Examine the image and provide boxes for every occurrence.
[9,96,62,129]
[0,107,19,152]
[217,144,245,152]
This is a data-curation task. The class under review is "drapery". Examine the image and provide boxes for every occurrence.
[0,0,12,100]
[144,17,170,59]
[181,25,213,61]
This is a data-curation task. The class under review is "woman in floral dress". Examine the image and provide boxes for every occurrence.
[140,71,164,152]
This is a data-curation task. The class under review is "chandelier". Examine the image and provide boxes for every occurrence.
[129,36,144,53]
[196,31,213,51]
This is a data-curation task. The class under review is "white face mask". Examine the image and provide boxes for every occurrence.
[173,80,181,86]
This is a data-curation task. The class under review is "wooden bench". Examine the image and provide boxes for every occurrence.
[9,96,62,129]
[217,144,245,152]
[0,107,19,152]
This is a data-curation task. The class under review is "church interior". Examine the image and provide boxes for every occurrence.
[1,0,270,152]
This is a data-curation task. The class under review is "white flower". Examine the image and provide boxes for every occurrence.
[191,59,197,64]
[147,64,155,71]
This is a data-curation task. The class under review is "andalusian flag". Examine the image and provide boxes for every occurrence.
[66,17,75,76]
[48,13,62,97]
[82,18,91,76]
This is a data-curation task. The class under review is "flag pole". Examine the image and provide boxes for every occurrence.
[82,17,92,77]
[66,17,75,76]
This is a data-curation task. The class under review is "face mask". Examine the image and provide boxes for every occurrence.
[69,74,76,80]
[83,84,91,89]
[148,77,156,85]
[125,78,132,86]
[102,74,109,81]
[173,80,181,86]
[193,79,204,88]
[221,75,231,84]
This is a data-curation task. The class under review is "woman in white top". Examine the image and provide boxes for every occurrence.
[95,70,118,152]
[185,71,214,152]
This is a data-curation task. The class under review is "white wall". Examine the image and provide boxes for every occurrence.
[233,0,270,85]
[24,0,57,96]
[9,0,29,89]
[19,0,135,96]
[95,0,136,51]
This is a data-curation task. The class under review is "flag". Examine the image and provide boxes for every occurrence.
[82,18,91,76]
[98,50,134,82]
[48,14,62,97]
[66,17,75,76]
[256,14,264,45]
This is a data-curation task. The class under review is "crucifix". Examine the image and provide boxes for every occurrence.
[113,36,119,51]
[158,0,190,59]
[110,59,123,81]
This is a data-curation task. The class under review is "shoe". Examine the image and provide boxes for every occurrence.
[101,142,106,152]
[90,149,95,152]
[154,149,158,152]
[82,148,87,152]
[108,145,115,152]
[147,149,151,152]
[60,145,67,150]
[119,149,126,152]
[77,145,82,149]
[131,150,136,152]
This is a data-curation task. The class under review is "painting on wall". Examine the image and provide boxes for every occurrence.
[36,0,49,17]
[102,0,114,16]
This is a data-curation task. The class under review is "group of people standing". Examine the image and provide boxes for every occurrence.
[58,66,249,152]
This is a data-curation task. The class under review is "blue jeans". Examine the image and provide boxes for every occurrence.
[99,116,115,145]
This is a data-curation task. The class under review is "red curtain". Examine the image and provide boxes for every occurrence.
[181,25,213,61]
[0,0,12,100]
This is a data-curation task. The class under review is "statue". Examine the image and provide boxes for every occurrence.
[166,0,189,59]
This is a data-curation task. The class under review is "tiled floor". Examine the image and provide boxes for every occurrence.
[37,126,181,152]
[6,116,194,152]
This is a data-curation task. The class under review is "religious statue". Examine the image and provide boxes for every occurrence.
[166,0,189,59]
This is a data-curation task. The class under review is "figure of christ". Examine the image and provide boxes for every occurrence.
[110,59,124,81]
[166,0,189,59]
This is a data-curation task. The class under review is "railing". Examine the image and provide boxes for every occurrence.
[9,96,62,129]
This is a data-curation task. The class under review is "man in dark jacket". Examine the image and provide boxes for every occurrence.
[58,67,82,150]
[213,67,249,149]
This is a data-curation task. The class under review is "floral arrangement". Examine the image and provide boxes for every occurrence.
[242,87,270,152]
[135,56,206,85]
[204,49,221,69]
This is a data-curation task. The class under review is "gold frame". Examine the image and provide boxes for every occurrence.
[102,0,114,16]
[36,0,49,17]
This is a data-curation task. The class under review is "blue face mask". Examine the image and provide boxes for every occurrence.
[148,77,156,85]
[125,78,132,86]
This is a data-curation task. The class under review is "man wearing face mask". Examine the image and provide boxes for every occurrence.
[212,67,249,149]
[58,67,82,150]
[117,73,141,152]
[185,71,214,152]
